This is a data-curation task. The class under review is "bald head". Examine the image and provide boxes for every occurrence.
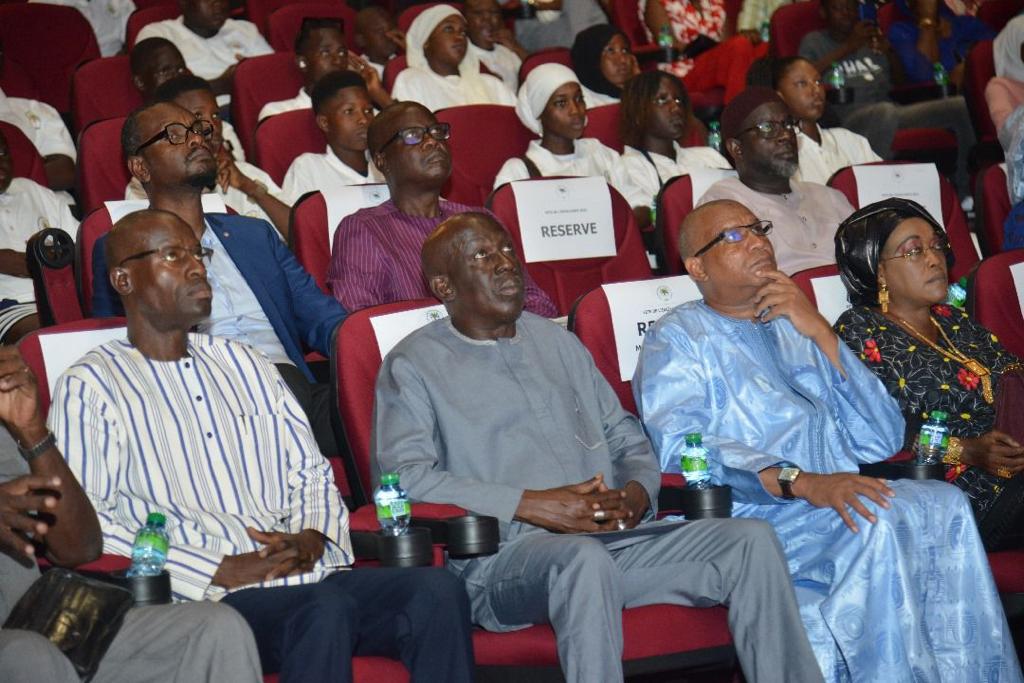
[106,209,188,268]
[368,101,433,155]
[679,200,754,260]
[422,211,496,281]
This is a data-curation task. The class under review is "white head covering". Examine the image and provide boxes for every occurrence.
[405,5,493,104]
[514,63,582,135]
[995,15,1024,82]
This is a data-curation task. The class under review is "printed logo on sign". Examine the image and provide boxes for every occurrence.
[656,285,672,302]
[556,184,569,200]
[893,168,903,181]
[426,309,442,322]
[370,189,385,201]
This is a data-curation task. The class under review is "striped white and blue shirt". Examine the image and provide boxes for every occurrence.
[49,334,352,602]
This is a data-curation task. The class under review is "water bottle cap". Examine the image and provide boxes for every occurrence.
[146,512,166,526]
[930,410,948,421]
[684,432,702,445]
[380,473,399,485]
[709,121,720,130]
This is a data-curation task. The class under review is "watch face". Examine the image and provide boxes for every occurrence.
[779,467,800,483]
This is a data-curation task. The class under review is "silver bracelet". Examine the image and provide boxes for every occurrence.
[18,431,55,462]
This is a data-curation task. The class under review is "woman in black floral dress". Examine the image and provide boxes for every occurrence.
[833,197,1024,550]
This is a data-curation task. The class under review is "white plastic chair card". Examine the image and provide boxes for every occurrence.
[511,177,616,263]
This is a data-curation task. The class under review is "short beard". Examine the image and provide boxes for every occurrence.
[764,156,798,180]
[186,166,218,190]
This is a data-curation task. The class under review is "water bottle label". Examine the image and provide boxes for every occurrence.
[918,427,948,449]
[377,500,410,521]
[136,530,169,554]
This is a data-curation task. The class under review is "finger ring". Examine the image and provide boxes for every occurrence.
[616,520,627,530]
[593,510,606,520]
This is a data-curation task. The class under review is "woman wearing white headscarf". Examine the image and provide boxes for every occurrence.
[987,15,1024,148]
[391,5,515,111]
[493,63,636,200]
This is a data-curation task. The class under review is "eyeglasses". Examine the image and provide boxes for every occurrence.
[133,120,215,156]
[735,117,799,140]
[653,94,687,108]
[881,240,950,263]
[118,245,214,268]
[379,123,452,152]
[693,219,773,257]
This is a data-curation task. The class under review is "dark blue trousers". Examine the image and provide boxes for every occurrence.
[222,567,474,683]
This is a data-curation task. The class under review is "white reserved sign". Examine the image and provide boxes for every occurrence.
[689,168,737,203]
[104,195,227,224]
[1011,262,1024,323]
[810,275,850,325]
[370,305,448,358]
[511,176,615,263]
[324,184,389,247]
[39,327,128,397]
[853,163,944,227]
[602,276,702,381]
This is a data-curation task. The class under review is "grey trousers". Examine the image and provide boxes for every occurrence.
[840,96,976,198]
[461,518,824,683]
[0,601,262,683]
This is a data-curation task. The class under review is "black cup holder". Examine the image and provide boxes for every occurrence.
[106,569,172,606]
[859,461,945,481]
[660,485,732,519]
[826,87,855,105]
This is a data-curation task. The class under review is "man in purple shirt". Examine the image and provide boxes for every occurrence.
[327,101,557,315]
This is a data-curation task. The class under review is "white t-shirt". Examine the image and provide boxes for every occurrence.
[31,0,136,56]
[258,88,311,123]
[493,138,635,200]
[0,178,78,301]
[581,84,619,109]
[125,160,285,226]
[391,67,515,111]
[469,42,522,91]
[0,88,76,161]
[617,143,731,207]
[793,124,882,185]
[282,147,383,204]
[220,121,246,163]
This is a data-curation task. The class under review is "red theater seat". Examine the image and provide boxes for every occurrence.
[253,108,322,185]
[0,121,48,186]
[77,117,131,216]
[488,178,652,315]
[232,52,305,159]
[655,174,696,275]
[71,56,144,133]
[125,5,180,49]
[964,40,997,146]
[0,3,100,112]
[0,52,38,99]
[978,0,1024,32]
[978,164,1011,256]
[518,47,572,83]
[435,104,532,205]
[769,1,825,57]
[266,2,356,52]
[583,102,624,152]
[968,249,1024,359]
[397,2,462,33]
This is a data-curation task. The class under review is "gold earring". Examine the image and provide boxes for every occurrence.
[878,283,889,313]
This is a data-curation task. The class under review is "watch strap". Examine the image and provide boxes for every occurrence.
[18,431,55,462]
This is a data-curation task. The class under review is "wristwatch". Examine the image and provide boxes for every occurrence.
[18,431,55,462]
[778,467,801,500]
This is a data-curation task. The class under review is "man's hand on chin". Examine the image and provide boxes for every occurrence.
[753,269,844,371]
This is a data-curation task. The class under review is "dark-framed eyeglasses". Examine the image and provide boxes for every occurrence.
[693,219,773,257]
[378,123,452,153]
[735,117,799,140]
[133,120,215,156]
[117,245,214,268]
[881,240,950,263]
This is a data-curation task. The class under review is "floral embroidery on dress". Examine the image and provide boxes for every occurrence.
[643,0,725,77]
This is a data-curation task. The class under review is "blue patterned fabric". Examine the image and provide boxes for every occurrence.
[634,300,1022,682]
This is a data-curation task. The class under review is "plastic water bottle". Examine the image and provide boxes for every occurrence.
[915,411,950,465]
[946,276,967,308]
[657,24,673,48]
[681,433,712,489]
[706,121,722,153]
[759,20,770,43]
[933,62,950,95]
[374,473,411,536]
[827,62,846,89]
[126,512,169,577]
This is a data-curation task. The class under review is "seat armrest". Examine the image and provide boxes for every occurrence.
[350,504,500,561]
[859,450,943,481]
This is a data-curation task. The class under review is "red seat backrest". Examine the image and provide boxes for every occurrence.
[609,0,650,46]
[126,5,181,49]
[266,2,357,52]
[435,104,532,205]
[28,229,83,326]
[397,2,462,33]
[968,249,1024,359]
[232,52,305,159]
[769,1,826,57]
[978,0,1024,31]
[77,207,115,317]
[567,285,638,414]
[656,174,695,275]
[828,162,979,281]
[383,53,407,91]
[253,108,323,185]
[0,121,48,186]
[18,317,127,413]
[978,164,1011,256]
[790,263,842,306]
[583,103,624,153]
[487,178,652,315]
[964,39,997,144]
[71,56,144,134]
[518,47,572,84]
[77,117,130,217]
[334,299,439,503]
[878,1,909,35]
[0,4,100,112]
[290,191,331,293]
[247,0,295,36]
[0,53,38,99]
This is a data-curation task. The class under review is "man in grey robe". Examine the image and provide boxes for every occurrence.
[371,211,824,683]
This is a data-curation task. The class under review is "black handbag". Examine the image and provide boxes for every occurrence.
[2,568,134,681]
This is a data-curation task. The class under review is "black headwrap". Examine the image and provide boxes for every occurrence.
[570,24,628,98]
[834,197,953,307]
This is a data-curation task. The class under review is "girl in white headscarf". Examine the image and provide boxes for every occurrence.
[391,4,515,111]
[987,14,1024,147]
[493,63,636,201]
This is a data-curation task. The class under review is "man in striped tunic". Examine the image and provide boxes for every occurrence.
[50,209,475,683]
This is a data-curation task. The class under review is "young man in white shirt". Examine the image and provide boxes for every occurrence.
[283,71,383,204]
[464,0,528,92]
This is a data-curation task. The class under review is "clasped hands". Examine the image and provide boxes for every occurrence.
[514,473,649,534]
[212,527,326,590]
